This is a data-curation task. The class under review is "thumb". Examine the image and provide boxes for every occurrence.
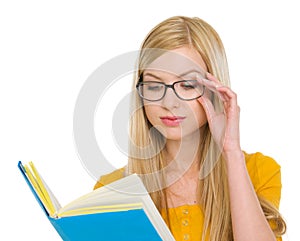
[197,96,216,124]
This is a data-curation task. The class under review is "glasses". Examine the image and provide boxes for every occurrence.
[136,79,205,101]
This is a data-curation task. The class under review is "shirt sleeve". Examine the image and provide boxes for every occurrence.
[245,152,282,209]
[93,167,125,190]
[245,152,283,241]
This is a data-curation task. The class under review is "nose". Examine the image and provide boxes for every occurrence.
[161,87,180,109]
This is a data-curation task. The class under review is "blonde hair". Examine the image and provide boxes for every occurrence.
[128,16,286,240]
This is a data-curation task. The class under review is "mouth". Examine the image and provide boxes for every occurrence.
[159,116,186,127]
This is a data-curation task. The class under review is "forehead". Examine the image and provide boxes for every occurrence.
[143,47,207,77]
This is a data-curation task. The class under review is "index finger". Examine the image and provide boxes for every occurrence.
[196,73,226,101]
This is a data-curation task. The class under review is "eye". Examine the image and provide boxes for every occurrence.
[143,82,164,91]
[180,80,198,89]
[147,85,163,91]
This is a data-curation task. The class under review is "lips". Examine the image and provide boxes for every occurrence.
[160,116,186,127]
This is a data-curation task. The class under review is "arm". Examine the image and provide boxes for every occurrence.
[198,73,277,241]
[225,150,277,241]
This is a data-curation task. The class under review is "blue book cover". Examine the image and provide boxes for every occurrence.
[49,209,162,241]
[18,161,175,241]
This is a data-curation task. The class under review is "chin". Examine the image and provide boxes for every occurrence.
[154,125,202,142]
[164,135,183,141]
[163,131,192,141]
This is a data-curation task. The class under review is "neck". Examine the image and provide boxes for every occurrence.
[163,129,205,178]
[163,130,206,207]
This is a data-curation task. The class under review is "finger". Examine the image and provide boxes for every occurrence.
[216,86,238,104]
[198,95,227,150]
[197,95,217,123]
[196,76,219,93]
[204,73,238,104]
[197,73,227,101]
[196,78,226,102]
[216,86,240,118]
[205,72,222,86]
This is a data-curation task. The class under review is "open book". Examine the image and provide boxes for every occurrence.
[18,161,175,241]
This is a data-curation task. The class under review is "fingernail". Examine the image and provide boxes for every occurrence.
[206,72,211,77]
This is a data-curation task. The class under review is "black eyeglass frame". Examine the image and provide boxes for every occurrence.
[136,76,206,102]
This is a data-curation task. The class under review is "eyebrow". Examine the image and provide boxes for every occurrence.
[179,69,205,77]
[143,69,204,79]
[143,72,162,80]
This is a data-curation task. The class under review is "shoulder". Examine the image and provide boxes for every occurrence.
[244,151,282,207]
[244,151,281,180]
[93,167,126,190]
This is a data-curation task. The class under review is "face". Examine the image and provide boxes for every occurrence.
[141,46,209,141]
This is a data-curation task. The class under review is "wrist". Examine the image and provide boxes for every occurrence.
[223,149,245,164]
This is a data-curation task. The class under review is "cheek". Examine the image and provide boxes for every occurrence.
[144,104,159,125]
[187,101,207,127]
[143,101,207,129]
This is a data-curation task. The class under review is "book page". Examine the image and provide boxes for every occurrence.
[39,173,61,212]
[57,174,175,241]
[57,174,148,215]
[24,162,58,216]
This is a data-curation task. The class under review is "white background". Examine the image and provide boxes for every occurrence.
[1,0,299,240]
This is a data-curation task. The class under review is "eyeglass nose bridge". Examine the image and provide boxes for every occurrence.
[163,83,180,99]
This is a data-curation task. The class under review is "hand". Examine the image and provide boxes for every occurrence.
[197,73,241,155]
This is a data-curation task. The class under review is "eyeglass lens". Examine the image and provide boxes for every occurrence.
[138,80,204,101]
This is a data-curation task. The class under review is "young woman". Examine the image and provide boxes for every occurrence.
[94,16,286,241]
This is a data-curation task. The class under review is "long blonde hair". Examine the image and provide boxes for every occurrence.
[128,16,286,241]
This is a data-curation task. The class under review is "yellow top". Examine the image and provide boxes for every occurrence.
[94,152,282,241]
